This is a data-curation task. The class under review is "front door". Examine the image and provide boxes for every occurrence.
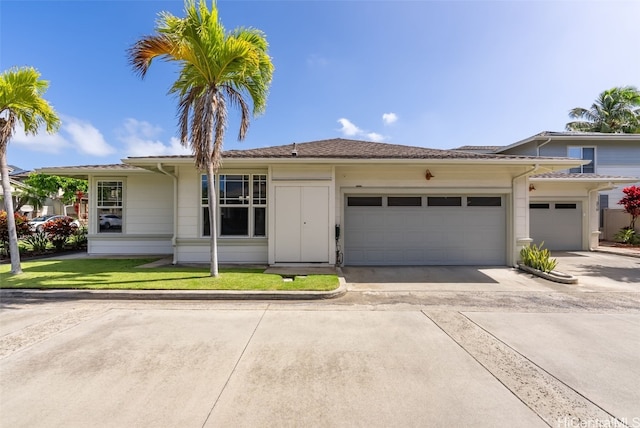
[275,186,329,263]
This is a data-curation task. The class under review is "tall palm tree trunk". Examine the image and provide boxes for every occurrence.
[206,162,219,277]
[0,149,22,274]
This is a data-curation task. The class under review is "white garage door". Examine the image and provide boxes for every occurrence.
[530,202,582,251]
[344,195,506,266]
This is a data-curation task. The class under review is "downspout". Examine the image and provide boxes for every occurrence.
[588,182,615,251]
[536,138,552,156]
[157,163,178,265]
[511,164,540,267]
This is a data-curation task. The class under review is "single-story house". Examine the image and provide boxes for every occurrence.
[38,138,636,267]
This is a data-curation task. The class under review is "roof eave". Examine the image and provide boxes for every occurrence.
[125,156,585,168]
[498,132,640,153]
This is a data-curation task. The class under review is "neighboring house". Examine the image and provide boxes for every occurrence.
[38,138,633,267]
[0,165,28,214]
[0,165,61,218]
[488,132,640,245]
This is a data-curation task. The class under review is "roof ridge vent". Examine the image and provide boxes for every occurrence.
[291,142,298,157]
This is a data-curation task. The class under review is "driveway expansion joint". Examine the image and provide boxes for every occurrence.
[423,310,624,428]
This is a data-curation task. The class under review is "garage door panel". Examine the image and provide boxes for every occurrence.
[530,202,582,251]
[345,195,506,265]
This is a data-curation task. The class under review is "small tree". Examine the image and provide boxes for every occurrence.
[619,185,640,230]
[41,217,76,251]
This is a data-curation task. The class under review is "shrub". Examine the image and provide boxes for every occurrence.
[613,227,640,245]
[42,217,76,251]
[69,225,88,249]
[23,231,50,253]
[520,242,558,273]
[0,211,32,254]
[619,185,640,230]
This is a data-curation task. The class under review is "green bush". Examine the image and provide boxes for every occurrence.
[69,225,88,249]
[23,231,50,253]
[613,227,640,245]
[520,242,558,273]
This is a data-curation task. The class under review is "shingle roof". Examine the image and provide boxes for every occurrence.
[39,164,143,172]
[531,172,639,180]
[451,145,503,152]
[220,138,551,160]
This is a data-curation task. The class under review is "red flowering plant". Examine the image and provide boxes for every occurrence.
[0,211,32,254]
[41,217,77,250]
[615,185,640,244]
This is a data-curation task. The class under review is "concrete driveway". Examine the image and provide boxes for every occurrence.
[343,251,640,293]
[342,266,551,292]
[551,251,640,292]
[2,251,639,427]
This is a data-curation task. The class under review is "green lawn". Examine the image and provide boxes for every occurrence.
[0,259,339,291]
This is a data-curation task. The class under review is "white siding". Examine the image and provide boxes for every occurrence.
[175,240,267,264]
[597,166,640,207]
[88,235,172,255]
[126,174,173,234]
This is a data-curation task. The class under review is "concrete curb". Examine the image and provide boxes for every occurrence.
[517,263,578,284]
[0,271,348,301]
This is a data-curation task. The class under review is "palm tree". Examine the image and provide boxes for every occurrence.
[0,66,60,274]
[566,86,640,133]
[14,184,47,215]
[128,0,274,276]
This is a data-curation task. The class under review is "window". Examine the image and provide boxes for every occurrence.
[202,174,267,237]
[530,203,550,209]
[388,196,422,207]
[568,147,595,173]
[427,196,462,207]
[347,197,382,206]
[96,180,123,233]
[467,197,502,207]
[555,203,577,209]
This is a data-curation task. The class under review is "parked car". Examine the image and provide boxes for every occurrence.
[28,215,80,232]
[99,214,122,229]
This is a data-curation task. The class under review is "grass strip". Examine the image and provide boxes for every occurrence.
[0,259,339,291]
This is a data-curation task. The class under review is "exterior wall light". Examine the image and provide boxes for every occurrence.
[425,169,434,180]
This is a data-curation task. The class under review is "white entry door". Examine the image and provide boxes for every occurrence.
[275,186,329,262]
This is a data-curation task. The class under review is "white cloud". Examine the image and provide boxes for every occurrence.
[337,118,362,137]
[10,116,116,156]
[118,118,192,157]
[382,112,398,125]
[337,118,387,142]
[366,132,384,142]
[64,118,115,156]
[11,127,71,154]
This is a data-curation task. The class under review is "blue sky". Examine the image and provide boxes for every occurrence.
[1,0,639,170]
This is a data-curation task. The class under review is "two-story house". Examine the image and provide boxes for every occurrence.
[457,132,640,249]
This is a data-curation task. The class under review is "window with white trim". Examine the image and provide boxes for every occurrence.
[202,174,267,237]
[96,180,123,233]
[568,146,595,173]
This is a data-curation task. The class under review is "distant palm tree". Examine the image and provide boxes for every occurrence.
[14,184,47,215]
[566,86,640,133]
[128,0,274,276]
[0,66,60,274]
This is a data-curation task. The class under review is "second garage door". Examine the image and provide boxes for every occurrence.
[530,201,582,251]
[344,195,506,266]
